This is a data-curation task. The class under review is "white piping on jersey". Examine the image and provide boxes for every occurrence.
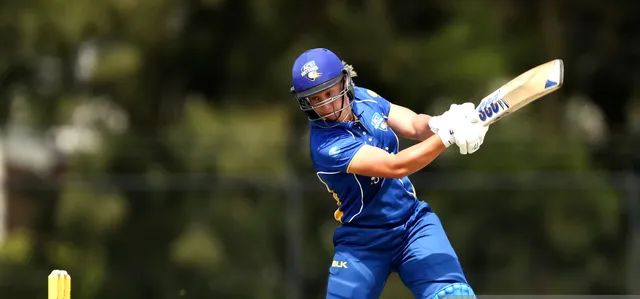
[316,171,341,193]
[391,123,400,148]
[313,96,398,222]
[388,121,418,199]
[316,171,365,224]
[355,99,378,104]
[355,97,417,199]
[347,173,364,223]
[396,176,417,199]
[343,129,355,139]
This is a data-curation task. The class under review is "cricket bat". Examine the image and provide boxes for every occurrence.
[476,59,564,126]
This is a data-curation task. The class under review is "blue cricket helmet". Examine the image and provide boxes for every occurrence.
[290,48,355,126]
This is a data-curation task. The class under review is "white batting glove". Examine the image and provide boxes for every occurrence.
[436,127,456,148]
[452,121,488,155]
[428,103,478,134]
[434,103,489,154]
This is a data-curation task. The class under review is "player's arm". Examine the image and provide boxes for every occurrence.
[347,135,447,179]
[387,103,435,141]
[347,102,488,179]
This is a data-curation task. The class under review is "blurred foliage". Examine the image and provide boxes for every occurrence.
[0,0,636,298]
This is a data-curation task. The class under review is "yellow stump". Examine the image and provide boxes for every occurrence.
[48,270,71,299]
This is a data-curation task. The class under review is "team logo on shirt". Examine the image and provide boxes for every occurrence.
[300,60,322,81]
[371,112,388,131]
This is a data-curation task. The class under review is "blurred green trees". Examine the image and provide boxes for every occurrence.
[0,0,633,298]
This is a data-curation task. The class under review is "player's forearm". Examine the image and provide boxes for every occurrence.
[411,114,436,141]
[391,134,446,177]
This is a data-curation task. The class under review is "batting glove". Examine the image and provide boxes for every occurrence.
[429,102,478,134]
[432,103,488,154]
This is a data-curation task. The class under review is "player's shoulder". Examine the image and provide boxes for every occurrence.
[309,127,356,160]
[310,126,353,150]
[353,86,391,113]
[353,86,385,101]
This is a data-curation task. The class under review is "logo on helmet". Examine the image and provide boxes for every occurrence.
[300,60,322,81]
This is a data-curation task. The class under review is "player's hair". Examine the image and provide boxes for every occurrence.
[342,61,357,78]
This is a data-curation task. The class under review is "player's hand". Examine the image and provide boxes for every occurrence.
[452,120,488,155]
[428,103,478,134]
[434,103,488,154]
[452,104,488,154]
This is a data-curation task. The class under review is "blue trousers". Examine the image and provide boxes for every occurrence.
[326,201,469,299]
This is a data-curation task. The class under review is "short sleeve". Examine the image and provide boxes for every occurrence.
[313,133,365,173]
[362,88,391,116]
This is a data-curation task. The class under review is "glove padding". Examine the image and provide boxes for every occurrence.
[433,103,488,155]
[429,103,478,134]
[452,120,488,155]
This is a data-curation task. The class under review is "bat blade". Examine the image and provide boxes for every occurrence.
[477,59,564,126]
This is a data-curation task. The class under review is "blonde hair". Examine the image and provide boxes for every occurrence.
[342,61,357,78]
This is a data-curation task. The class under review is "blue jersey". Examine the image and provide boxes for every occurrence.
[309,86,421,227]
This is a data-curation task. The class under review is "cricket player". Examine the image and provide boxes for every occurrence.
[290,48,487,299]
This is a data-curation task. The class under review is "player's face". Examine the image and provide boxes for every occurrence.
[308,81,350,122]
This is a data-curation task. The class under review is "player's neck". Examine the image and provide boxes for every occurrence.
[341,110,355,123]
[351,112,358,122]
